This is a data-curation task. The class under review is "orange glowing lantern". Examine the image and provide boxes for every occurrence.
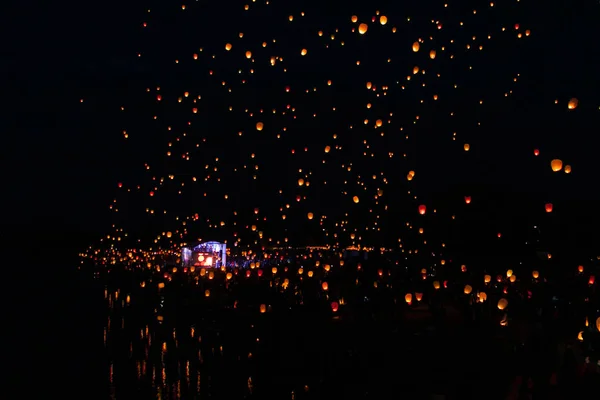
[464,196,471,204]
[497,298,508,310]
[545,203,553,213]
[331,301,339,312]
[589,275,595,285]
[322,282,329,291]
[433,280,440,289]
[405,293,413,304]
[484,274,491,284]
[532,270,539,279]
[418,205,426,215]
[464,285,473,295]
[260,304,266,313]
[551,159,563,172]
[415,292,423,302]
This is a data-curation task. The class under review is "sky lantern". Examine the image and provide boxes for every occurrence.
[464,285,473,295]
[166,231,172,238]
[464,196,471,204]
[204,289,210,297]
[578,265,584,273]
[418,204,426,215]
[429,50,436,59]
[358,23,368,34]
[567,98,578,110]
[497,298,508,310]
[331,301,339,312]
[484,274,491,283]
[322,281,329,291]
[351,15,358,23]
[298,178,304,186]
[407,170,415,181]
[534,149,539,156]
[324,145,331,153]
[404,293,413,304]
[589,275,595,285]
[353,196,360,203]
[256,122,264,131]
[366,82,372,89]
[532,270,539,279]
[379,16,388,25]
[412,41,420,52]
[307,212,314,220]
[260,304,266,313]
[564,165,572,174]
[225,43,232,51]
[376,119,383,127]
[433,281,440,289]
[301,48,308,56]
[245,50,252,59]
[463,143,470,151]
[596,317,600,332]
[551,159,563,172]
[545,203,553,213]
[415,293,423,302]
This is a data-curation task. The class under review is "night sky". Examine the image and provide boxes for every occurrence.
[8,0,600,255]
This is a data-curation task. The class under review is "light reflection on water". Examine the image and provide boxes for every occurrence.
[98,265,523,400]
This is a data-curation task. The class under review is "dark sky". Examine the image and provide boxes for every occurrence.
[7,0,600,253]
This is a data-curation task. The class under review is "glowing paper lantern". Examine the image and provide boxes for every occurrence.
[464,285,473,295]
[358,23,368,34]
[497,298,508,310]
[418,205,426,215]
[405,293,413,304]
[256,122,264,131]
[532,270,539,279]
[379,16,388,25]
[429,50,436,59]
[567,98,578,110]
[322,281,329,291]
[545,203,553,213]
[412,41,420,52]
[551,159,563,172]
[353,196,360,203]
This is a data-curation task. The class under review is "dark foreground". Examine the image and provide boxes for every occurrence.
[44,262,594,400]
